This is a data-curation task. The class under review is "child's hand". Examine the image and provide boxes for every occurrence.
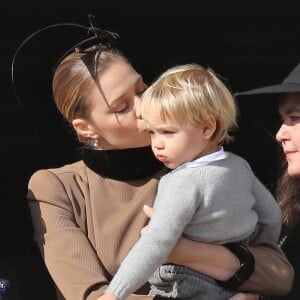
[96,293,119,300]
[141,205,155,235]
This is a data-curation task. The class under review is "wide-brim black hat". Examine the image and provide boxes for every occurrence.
[236,63,300,96]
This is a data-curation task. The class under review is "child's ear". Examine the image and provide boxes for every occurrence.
[202,117,216,140]
[72,118,99,139]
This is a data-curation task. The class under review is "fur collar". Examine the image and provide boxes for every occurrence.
[82,146,165,181]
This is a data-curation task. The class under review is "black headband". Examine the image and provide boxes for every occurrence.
[11,15,120,107]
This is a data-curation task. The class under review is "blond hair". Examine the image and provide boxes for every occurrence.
[142,63,237,144]
[52,48,127,143]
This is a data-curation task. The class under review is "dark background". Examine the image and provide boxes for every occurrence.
[1,1,300,299]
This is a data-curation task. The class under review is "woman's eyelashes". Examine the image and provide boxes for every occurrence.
[281,114,300,124]
[114,103,129,114]
[289,115,300,122]
[113,84,147,114]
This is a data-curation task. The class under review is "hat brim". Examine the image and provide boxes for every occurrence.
[236,83,300,96]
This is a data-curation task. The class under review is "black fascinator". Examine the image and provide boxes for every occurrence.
[11,15,120,108]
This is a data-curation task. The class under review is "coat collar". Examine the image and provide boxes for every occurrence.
[82,146,165,181]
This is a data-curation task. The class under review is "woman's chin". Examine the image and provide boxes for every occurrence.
[287,166,300,178]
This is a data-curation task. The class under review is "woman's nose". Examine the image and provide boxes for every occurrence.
[276,124,289,142]
[135,96,142,120]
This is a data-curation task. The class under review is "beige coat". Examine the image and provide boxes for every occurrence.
[27,160,294,299]
[28,160,167,300]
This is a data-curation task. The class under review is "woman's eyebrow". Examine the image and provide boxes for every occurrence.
[285,107,300,114]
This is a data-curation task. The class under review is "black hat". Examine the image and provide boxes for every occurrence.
[236,63,300,96]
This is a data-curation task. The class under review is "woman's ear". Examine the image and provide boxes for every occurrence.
[72,118,98,139]
[202,117,217,140]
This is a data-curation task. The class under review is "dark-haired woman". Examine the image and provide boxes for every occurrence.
[237,63,300,299]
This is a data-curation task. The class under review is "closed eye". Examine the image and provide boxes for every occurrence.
[115,103,129,114]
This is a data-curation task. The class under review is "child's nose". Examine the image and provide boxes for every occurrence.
[152,136,164,149]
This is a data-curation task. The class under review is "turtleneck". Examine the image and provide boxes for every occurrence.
[82,146,166,181]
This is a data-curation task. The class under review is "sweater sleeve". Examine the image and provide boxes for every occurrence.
[28,169,112,300]
[250,168,282,243]
[106,172,199,299]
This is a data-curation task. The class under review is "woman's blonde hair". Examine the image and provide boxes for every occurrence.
[52,48,127,143]
[142,63,238,144]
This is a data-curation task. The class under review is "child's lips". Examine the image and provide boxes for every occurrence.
[156,155,167,162]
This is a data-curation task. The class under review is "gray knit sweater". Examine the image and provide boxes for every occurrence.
[106,152,282,299]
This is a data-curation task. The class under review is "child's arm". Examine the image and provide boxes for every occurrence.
[143,208,293,297]
[105,174,198,299]
[251,174,282,242]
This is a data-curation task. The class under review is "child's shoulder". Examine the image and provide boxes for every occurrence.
[224,151,250,164]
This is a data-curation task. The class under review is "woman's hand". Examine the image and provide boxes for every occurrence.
[96,293,119,300]
[229,293,259,300]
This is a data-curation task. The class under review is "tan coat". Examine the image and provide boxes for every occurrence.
[28,160,167,300]
[27,160,293,299]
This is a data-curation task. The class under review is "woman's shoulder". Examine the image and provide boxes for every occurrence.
[27,160,92,209]
[28,160,87,189]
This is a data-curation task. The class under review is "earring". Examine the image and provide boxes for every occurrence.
[90,138,100,149]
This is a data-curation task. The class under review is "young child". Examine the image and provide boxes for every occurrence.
[98,64,282,300]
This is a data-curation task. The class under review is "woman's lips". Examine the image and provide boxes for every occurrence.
[285,150,297,158]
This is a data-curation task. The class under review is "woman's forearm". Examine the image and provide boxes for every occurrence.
[167,237,240,280]
[237,228,294,296]
[168,229,294,297]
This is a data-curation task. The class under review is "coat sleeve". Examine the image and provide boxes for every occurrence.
[237,227,294,296]
[27,169,109,299]
[27,169,154,300]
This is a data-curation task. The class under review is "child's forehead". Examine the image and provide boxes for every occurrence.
[144,116,191,133]
[144,114,176,125]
